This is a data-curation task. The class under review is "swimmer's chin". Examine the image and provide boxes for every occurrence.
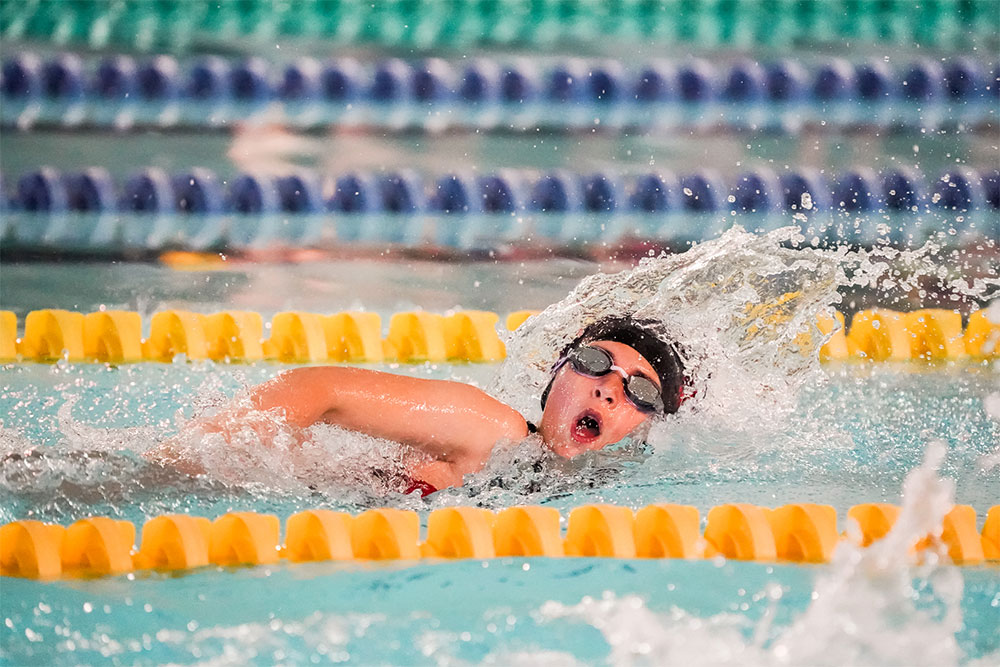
[545,440,593,459]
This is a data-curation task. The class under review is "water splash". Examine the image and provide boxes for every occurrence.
[541,442,976,667]
[2,228,995,514]
[491,226,849,429]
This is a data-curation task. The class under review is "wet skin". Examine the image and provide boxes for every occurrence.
[537,341,662,458]
[154,340,660,490]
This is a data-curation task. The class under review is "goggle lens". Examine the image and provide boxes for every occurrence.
[568,346,664,413]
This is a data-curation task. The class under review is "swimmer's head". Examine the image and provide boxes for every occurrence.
[538,318,685,458]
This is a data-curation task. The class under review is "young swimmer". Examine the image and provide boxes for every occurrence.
[155,318,686,494]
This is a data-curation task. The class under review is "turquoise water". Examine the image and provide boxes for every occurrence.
[2,253,999,665]
[0,361,998,523]
[1,359,998,665]
[3,558,998,665]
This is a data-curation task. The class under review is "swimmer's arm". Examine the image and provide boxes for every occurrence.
[250,366,529,472]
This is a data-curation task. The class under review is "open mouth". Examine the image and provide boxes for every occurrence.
[571,410,602,443]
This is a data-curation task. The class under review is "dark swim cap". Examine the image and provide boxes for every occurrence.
[541,317,687,414]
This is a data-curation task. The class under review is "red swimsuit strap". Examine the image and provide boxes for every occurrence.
[403,478,438,497]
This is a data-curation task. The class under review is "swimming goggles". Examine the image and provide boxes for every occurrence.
[560,345,664,414]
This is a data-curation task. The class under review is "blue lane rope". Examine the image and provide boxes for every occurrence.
[6,166,998,216]
[2,167,997,252]
[2,53,997,132]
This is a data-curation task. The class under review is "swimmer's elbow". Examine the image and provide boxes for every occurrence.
[252,366,350,426]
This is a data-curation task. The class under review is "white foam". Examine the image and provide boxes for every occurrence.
[541,442,982,667]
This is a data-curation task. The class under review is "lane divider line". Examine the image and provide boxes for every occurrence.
[2,503,995,580]
[1,307,996,364]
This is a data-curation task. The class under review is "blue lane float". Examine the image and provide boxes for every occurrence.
[458,60,500,104]
[187,56,228,101]
[277,173,324,214]
[4,167,999,218]
[330,173,378,214]
[882,168,924,212]
[16,167,68,213]
[901,59,944,102]
[279,58,321,101]
[230,58,272,102]
[680,172,726,212]
[1,53,42,98]
[65,169,116,213]
[122,169,175,213]
[431,174,479,214]
[2,167,997,253]
[765,60,808,102]
[136,56,180,101]
[320,59,363,102]
[377,171,424,215]
[412,59,454,104]
[4,53,996,132]
[529,172,579,213]
[732,169,783,214]
[93,55,137,100]
[630,172,677,214]
[40,54,84,100]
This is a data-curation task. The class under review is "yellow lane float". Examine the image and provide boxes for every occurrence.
[83,310,144,363]
[284,510,354,562]
[965,309,1000,357]
[505,310,539,331]
[494,506,564,557]
[0,311,18,361]
[817,311,850,361]
[1,503,996,580]
[766,503,838,563]
[205,311,265,361]
[264,311,328,362]
[143,310,210,361]
[983,506,1000,559]
[134,514,211,571]
[564,504,636,558]
[444,311,506,362]
[19,309,86,361]
[208,512,281,566]
[634,504,701,558]
[846,503,902,547]
[422,507,497,559]
[848,309,913,361]
[0,520,66,580]
[351,509,421,560]
[904,309,966,360]
[2,307,996,364]
[62,517,135,577]
[324,312,384,363]
[703,504,777,561]
[384,312,448,362]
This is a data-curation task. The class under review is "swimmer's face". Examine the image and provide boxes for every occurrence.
[538,340,661,458]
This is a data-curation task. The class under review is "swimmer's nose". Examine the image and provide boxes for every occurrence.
[593,386,616,405]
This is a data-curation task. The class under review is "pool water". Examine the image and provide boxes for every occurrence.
[1,361,998,665]
[2,246,999,665]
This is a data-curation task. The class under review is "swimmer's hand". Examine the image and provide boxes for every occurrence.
[145,397,306,476]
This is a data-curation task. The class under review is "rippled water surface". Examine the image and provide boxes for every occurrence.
[2,231,999,665]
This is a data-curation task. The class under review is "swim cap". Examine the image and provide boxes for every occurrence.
[540,317,687,414]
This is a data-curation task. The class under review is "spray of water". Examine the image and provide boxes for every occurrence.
[540,442,976,667]
[1,227,994,513]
